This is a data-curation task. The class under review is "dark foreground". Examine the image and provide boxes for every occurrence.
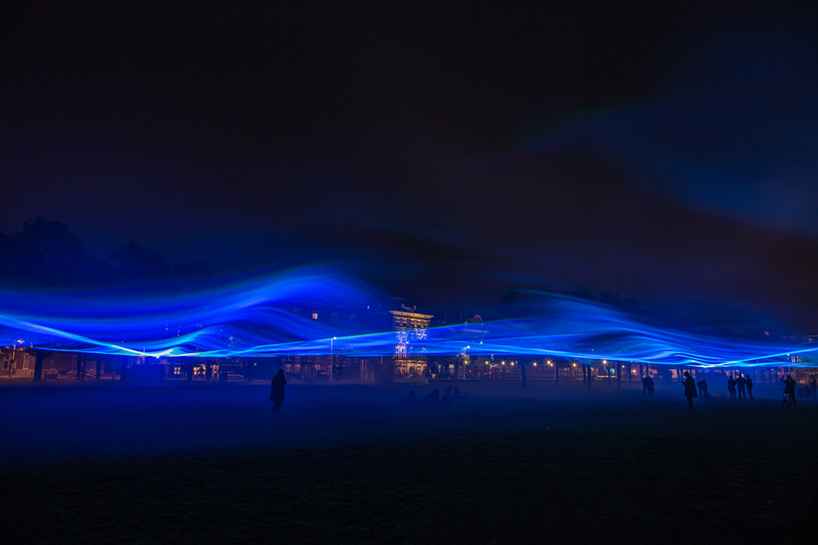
[2,381,816,544]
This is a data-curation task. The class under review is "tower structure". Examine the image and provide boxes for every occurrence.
[390,305,432,380]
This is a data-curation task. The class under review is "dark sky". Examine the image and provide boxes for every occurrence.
[2,2,817,330]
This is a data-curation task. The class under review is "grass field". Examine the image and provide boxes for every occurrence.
[2,380,815,544]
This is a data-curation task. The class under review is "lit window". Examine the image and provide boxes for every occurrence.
[312,313,318,320]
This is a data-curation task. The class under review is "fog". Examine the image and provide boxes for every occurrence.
[1,380,795,464]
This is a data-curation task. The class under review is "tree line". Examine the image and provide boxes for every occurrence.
[0,217,214,289]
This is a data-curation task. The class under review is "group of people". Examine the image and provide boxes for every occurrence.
[798,376,817,399]
[405,385,465,407]
[266,367,809,417]
[680,372,739,412]
[661,372,761,413]
[267,371,468,415]
[683,373,803,412]
[680,372,769,413]
[726,373,755,400]
[683,373,755,406]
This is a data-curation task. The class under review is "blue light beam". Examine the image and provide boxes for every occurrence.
[1,270,815,367]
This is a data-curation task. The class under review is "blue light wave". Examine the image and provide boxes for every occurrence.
[0,270,815,367]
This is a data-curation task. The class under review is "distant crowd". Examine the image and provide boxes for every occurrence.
[267,367,815,417]
[653,372,815,413]
[403,385,467,407]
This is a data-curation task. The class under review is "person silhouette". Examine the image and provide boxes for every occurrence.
[727,375,737,399]
[745,375,754,400]
[697,378,708,398]
[404,390,418,404]
[783,375,796,409]
[269,369,287,415]
[642,375,655,398]
[423,388,440,406]
[682,371,697,413]
[737,374,746,399]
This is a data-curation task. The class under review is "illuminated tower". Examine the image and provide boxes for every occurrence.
[390,305,433,380]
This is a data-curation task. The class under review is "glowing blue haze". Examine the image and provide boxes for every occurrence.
[0,269,815,367]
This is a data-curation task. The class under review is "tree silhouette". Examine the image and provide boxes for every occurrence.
[0,218,216,289]
[174,260,216,288]
[0,217,108,286]
[109,241,171,281]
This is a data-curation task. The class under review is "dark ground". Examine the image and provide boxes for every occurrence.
[1,380,815,544]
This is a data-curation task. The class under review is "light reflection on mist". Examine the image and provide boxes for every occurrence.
[0,270,815,367]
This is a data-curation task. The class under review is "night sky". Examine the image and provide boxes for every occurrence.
[2,2,817,331]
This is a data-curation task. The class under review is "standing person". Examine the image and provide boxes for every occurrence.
[404,390,418,404]
[737,374,747,399]
[810,376,817,399]
[642,375,650,398]
[423,388,440,406]
[682,371,697,413]
[269,369,287,415]
[647,375,655,398]
[783,374,797,409]
[697,378,708,398]
[727,375,737,399]
[745,375,754,400]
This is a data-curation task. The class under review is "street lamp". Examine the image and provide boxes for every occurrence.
[330,337,337,379]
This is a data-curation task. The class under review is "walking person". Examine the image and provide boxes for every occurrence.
[745,375,754,400]
[269,369,287,415]
[682,371,697,413]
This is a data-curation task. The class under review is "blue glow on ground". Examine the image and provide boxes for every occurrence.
[1,269,815,367]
